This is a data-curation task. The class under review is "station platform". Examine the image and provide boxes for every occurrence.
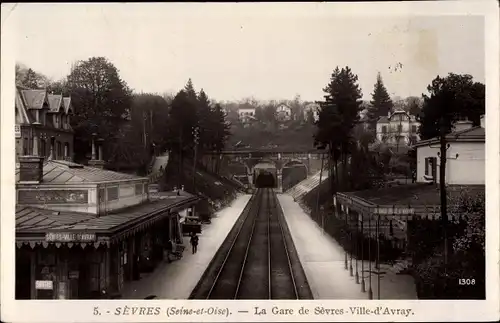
[121,194,252,299]
[277,194,418,300]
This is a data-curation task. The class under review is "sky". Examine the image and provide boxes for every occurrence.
[6,3,485,102]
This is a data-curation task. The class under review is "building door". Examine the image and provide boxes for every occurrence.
[78,263,90,299]
[15,250,31,299]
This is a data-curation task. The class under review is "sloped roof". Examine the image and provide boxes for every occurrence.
[378,116,389,123]
[16,160,147,184]
[16,194,198,234]
[20,89,48,110]
[16,205,96,232]
[343,183,485,207]
[413,126,485,148]
[15,88,33,124]
[63,97,72,114]
[47,94,63,113]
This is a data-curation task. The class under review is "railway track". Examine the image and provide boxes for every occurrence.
[189,188,312,299]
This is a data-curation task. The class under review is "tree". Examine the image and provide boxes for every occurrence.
[289,94,304,121]
[261,103,277,127]
[314,66,363,193]
[15,64,51,89]
[165,90,198,155]
[66,57,132,163]
[405,96,423,116]
[197,89,213,152]
[367,72,393,129]
[418,73,485,266]
[184,78,197,101]
[418,73,485,140]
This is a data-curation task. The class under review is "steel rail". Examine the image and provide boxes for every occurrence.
[267,189,272,299]
[233,188,265,299]
[205,189,261,299]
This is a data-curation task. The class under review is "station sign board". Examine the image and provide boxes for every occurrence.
[35,280,53,290]
[45,232,96,242]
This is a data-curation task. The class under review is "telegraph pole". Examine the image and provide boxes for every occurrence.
[192,126,200,195]
[439,117,448,265]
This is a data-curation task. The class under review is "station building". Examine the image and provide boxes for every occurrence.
[15,87,199,299]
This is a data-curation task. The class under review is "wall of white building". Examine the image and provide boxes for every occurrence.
[102,180,149,213]
[416,141,485,185]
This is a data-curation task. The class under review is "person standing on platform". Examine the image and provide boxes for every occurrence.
[190,232,199,254]
[165,239,173,263]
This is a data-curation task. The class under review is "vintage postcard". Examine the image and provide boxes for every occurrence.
[1,1,499,322]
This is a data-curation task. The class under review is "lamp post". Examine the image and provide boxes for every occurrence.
[368,210,373,299]
[192,126,200,195]
[361,211,365,292]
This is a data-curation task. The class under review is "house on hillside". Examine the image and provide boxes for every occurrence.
[238,107,256,125]
[412,115,485,185]
[276,103,292,122]
[303,103,320,122]
[16,86,74,164]
[376,110,420,147]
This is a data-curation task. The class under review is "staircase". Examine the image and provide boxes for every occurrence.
[287,169,330,201]
[148,152,170,184]
[386,258,412,275]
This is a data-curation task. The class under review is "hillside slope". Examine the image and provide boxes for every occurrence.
[159,153,243,214]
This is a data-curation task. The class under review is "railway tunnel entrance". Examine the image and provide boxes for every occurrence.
[253,162,277,188]
[282,160,308,191]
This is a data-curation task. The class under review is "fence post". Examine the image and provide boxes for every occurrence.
[348,204,353,277]
[343,199,348,270]
[368,207,373,299]
[355,207,360,284]
[376,206,381,300]
[361,209,366,293]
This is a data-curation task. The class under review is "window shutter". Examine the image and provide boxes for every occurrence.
[425,157,429,175]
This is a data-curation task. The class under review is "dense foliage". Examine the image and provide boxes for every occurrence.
[412,190,485,299]
[418,73,485,140]
[66,57,133,163]
[314,66,363,192]
[15,61,231,173]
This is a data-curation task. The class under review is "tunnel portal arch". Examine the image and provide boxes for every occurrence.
[252,160,277,187]
[282,159,308,191]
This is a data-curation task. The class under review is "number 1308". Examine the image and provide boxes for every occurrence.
[458,278,475,285]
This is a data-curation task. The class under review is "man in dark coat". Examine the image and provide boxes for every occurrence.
[190,233,199,254]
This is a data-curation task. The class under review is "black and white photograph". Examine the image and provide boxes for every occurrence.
[1,2,499,322]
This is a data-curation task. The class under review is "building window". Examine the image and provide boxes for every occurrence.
[382,126,387,133]
[411,125,417,133]
[41,140,47,157]
[56,141,62,159]
[107,186,119,201]
[425,157,437,176]
[23,138,29,155]
[135,183,143,195]
[397,124,403,133]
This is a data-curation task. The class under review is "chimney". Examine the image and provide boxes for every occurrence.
[454,119,474,132]
[88,135,105,169]
[387,110,391,118]
[18,155,44,183]
[480,114,485,128]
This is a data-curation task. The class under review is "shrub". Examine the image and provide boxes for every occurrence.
[412,189,485,299]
